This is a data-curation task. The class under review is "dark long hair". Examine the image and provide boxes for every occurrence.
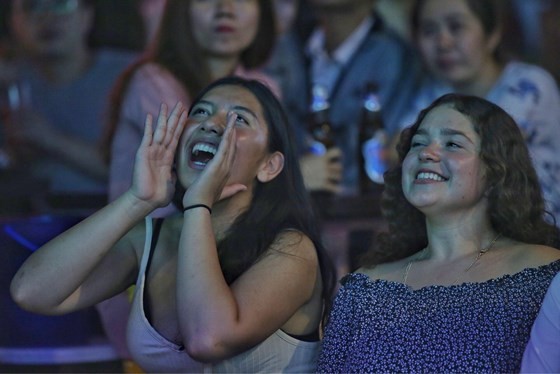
[178,76,336,325]
[101,0,276,162]
[361,93,560,266]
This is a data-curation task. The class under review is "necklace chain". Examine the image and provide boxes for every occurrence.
[403,233,502,285]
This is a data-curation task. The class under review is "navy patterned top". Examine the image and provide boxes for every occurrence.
[317,260,560,373]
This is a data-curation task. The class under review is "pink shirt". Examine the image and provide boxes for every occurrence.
[108,63,280,217]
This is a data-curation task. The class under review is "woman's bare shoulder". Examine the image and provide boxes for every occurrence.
[506,240,560,269]
[270,229,317,262]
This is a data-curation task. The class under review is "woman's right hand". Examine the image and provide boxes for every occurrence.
[130,102,187,209]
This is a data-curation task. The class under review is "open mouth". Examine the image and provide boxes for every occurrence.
[416,171,448,182]
[190,142,217,169]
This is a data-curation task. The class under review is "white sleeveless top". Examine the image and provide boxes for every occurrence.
[127,218,321,373]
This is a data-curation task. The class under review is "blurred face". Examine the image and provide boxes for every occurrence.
[10,0,93,59]
[177,85,271,189]
[402,105,487,217]
[190,0,260,59]
[416,0,499,88]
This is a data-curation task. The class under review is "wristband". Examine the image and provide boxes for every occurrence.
[183,204,212,214]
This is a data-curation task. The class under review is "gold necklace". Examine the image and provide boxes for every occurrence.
[402,233,502,285]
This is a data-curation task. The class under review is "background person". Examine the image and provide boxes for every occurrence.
[396,0,560,226]
[271,0,420,195]
[0,0,137,369]
[1,0,135,204]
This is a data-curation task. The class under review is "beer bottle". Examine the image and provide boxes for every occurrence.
[359,83,388,192]
[307,84,335,155]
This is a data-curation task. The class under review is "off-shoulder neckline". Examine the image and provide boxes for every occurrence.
[346,259,560,292]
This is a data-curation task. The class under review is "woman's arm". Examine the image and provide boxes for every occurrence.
[10,193,148,315]
[177,220,319,362]
[11,103,187,315]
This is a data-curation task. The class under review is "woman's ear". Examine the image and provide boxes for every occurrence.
[257,151,284,183]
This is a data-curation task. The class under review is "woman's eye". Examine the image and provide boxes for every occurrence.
[410,140,425,148]
[191,107,209,117]
[235,115,249,125]
[446,141,461,148]
[448,21,466,34]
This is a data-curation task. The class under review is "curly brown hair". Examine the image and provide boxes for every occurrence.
[361,93,559,266]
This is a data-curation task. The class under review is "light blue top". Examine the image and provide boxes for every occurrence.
[521,272,560,373]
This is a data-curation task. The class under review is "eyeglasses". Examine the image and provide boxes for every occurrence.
[20,0,80,15]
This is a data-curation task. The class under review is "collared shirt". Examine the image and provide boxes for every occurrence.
[307,16,374,98]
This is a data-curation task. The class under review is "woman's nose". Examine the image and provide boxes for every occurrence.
[199,117,226,135]
[419,143,441,162]
[216,0,235,14]
[435,29,454,50]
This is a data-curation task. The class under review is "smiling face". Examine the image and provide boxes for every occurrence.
[176,84,272,189]
[402,104,487,217]
[415,0,500,89]
[190,0,259,59]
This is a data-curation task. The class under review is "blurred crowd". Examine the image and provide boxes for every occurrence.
[1,0,559,214]
[1,0,559,372]
[1,0,558,211]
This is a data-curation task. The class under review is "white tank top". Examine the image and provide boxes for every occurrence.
[127,218,321,373]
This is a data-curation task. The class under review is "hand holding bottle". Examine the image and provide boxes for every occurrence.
[300,147,343,193]
[359,83,388,190]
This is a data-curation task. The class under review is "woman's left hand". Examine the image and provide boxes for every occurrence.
[182,112,247,208]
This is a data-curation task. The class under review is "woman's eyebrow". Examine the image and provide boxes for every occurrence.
[414,127,474,144]
[440,128,474,144]
[189,99,212,113]
[231,105,258,120]
[192,100,258,120]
